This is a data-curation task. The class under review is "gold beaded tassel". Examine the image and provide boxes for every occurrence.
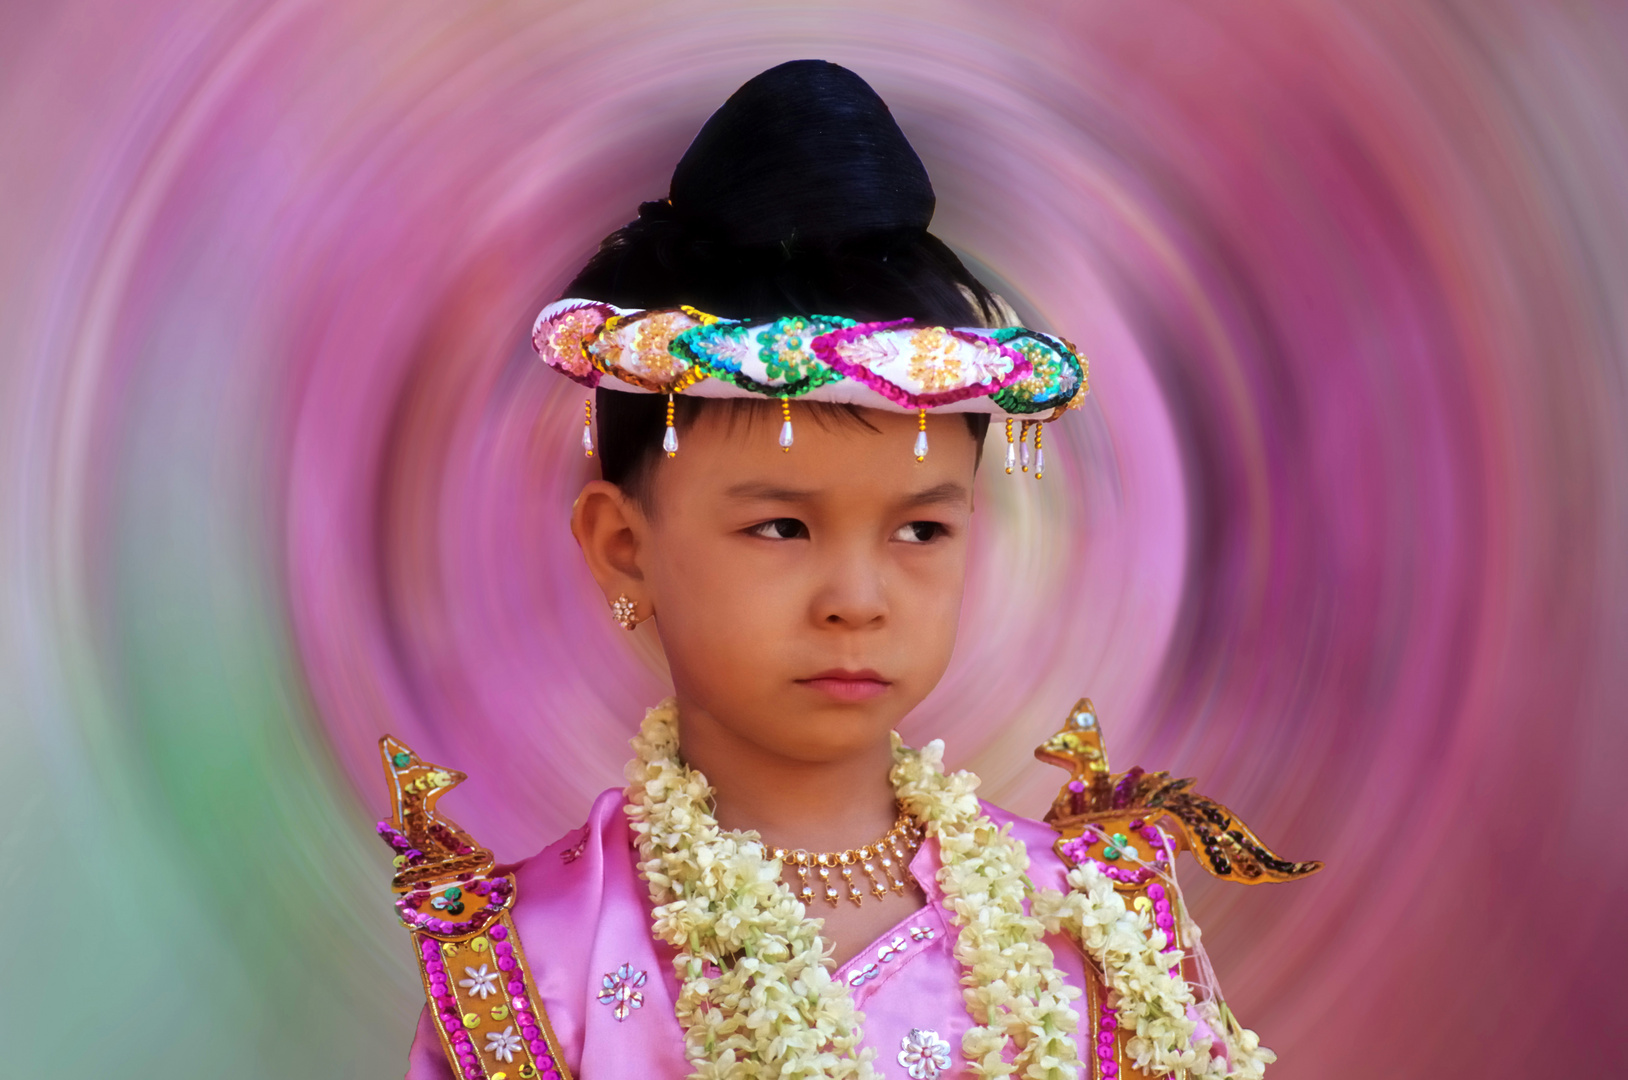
[779,395,794,451]
[816,855,838,906]
[1005,417,1016,474]
[1020,420,1032,472]
[1034,421,1044,480]
[581,397,595,458]
[662,393,677,457]
[913,408,929,462]
[790,861,813,905]
[837,852,865,905]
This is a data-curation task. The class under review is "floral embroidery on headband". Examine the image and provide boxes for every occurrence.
[532,298,1084,419]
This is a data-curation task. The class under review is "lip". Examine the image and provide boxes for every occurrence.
[795,669,892,703]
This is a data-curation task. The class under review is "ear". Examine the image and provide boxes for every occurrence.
[570,480,651,610]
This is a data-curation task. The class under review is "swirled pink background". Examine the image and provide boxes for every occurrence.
[3,2,1624,1076]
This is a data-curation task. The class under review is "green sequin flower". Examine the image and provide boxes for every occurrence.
[759,319,815,382]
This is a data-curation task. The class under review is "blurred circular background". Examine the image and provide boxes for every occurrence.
[3,2,1624,1076]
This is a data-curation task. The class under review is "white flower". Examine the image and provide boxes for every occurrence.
[484,1025,521,1062]
[458,964,498,999]
[898,1028,953,1079]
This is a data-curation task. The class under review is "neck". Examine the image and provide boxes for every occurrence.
[673,696,901,855]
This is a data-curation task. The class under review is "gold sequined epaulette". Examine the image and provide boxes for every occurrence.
[1034,698,1323,886]
[377,737,573,1080]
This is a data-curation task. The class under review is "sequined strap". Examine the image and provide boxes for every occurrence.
[378,737,574,1080]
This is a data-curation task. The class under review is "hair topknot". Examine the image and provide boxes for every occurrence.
[667,59,936,246]
[563,59,997,495]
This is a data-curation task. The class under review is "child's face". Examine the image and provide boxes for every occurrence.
[573,405,979,763]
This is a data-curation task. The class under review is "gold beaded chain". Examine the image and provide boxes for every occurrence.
[771,805,924,907]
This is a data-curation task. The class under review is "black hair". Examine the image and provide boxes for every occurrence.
[561,59,996,501]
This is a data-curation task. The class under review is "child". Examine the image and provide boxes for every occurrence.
[381,59,1317,1080]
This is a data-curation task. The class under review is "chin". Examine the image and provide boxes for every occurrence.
[771,698,904,759]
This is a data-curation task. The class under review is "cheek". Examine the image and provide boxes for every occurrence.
[648,537,800,682]
[894,546,971,674]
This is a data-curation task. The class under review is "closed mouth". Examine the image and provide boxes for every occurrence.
[796,669,892,702]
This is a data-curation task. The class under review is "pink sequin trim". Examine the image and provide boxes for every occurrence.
[531,299,622,388]
[810,320,1033,409]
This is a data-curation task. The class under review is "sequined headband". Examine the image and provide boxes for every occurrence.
[531,297,1089,475]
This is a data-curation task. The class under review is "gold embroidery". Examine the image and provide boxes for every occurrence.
[905,327,963,392]
[631,312,687,382]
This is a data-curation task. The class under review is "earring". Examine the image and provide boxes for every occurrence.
[611,594,639,630]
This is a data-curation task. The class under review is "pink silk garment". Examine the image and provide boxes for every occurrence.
[404,788,1226,1079]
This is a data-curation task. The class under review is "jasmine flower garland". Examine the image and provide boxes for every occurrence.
[1028,864,1276,1080]
[624,698,1087,1079]
[889,734,1084,1078]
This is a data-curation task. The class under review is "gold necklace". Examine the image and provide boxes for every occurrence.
[770,804,924,907]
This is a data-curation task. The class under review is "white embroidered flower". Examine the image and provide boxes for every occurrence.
[898,1028,953,1079]
[484,1025,522,1062]
[458,964,498,999]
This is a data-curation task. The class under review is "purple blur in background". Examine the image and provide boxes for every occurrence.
[2,2,1624,1077]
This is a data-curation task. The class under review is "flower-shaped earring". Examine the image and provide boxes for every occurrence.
[611,594,639,630]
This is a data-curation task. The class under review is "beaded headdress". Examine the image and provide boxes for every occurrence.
[531,296,1089,475]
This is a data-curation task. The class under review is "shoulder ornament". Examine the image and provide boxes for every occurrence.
[1031,699,1322,1080]
[376,736,573,1080]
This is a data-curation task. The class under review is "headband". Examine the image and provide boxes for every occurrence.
[531,297,1089,475]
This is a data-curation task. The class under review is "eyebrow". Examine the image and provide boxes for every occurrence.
[723,480,971,508]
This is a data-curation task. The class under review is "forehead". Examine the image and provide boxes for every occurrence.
[650,402,981,511]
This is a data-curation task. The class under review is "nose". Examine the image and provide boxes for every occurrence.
[811,544,888,628]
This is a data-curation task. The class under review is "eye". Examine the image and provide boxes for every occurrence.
[892,521,947,544]
[748,518,809,540]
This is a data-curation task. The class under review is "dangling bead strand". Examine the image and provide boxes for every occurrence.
[1034,421,1045,479]
[913,408,929,462]
[1020,420,1032,472]
[779,395,794,451]
[581,397,595,458]
[1004,417,1016,474]
[770,807,922,908]
[662,392,678,457]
